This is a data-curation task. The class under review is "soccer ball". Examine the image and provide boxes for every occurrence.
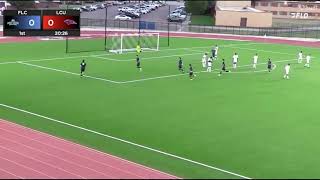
[218,74,221,76]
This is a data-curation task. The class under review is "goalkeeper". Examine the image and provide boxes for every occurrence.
[136,44,142,55]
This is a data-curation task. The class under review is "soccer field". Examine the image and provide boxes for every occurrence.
[1,36,320,179]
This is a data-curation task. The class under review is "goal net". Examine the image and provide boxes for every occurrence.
[109,33,160,54]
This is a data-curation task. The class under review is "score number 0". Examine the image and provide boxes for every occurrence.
[47,19,54,26]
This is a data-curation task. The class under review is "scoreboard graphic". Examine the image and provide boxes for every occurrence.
[3,10,80,36]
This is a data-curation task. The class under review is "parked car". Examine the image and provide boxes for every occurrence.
[73,7,83,12]
[81,5,91,11]
[176,5,185,10]
[168,13,186,22]
[113,1,124,5]
[172,9,187,15]
[95,4,105,9]
[139,8,149,14]
[124,10,140,18]
[115,14,132,20]
[105,2,113,6]
[118,7,134,12]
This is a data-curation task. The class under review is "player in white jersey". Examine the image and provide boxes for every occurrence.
[214,45,219,59]
[207,57,213,72]
[298,51,303,64]
[304,54,311,68]
[253,53,258,69]
[232,53,239,69]
[283,63,291,79]
[202,53,208,68]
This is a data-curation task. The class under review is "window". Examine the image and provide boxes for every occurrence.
[307,5,314,8]
[288,3,298,8]
[308,13,315,16]
[279,11,288,15]
[271,2,278,7]
[260,2,269,6]
[280,2,287,7]
[271,11,278,15]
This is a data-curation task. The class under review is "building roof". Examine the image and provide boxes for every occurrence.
[216,6,265,13]
[273,1,320,4]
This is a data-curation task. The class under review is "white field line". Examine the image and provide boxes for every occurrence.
[227,64,277,74]
[18,62,120,84]
[231,47,317,58]
[17,58,296,85]
[119,58,293,84]
[0,103,251,179]
[93,52,204,62]
[0,42,262,65]
[0,62,18,65]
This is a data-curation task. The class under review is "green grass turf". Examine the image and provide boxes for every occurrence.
[190,15,215,26]
[1,37,320,178]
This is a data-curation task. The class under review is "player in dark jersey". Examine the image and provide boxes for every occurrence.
[211,48,216,59]
[136,55,142,72]
[80,60,87,77]
[178,57,184,73]
[267,58,272,72]
[189,64,195,80]
[218,59,229,76]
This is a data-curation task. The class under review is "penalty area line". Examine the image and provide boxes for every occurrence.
[17,62,120,84]
[0,103,252,179]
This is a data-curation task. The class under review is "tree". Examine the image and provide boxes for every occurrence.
[185,0,209,15]
[7,0,35,9]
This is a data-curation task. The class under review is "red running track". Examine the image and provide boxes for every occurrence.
[0,120,178,179]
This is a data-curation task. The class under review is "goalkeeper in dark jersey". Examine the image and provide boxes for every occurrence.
[80,60,87,77]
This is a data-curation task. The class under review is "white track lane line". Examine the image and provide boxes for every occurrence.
[0,155,54,179]
[0,144,84,179]
[1,120,179,179]
[0,135,112,178]
[0,127,146,179]
[0,104,251,179]
[0,168,24,179]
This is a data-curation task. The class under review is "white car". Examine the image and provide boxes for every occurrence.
[118,7,134,12]
[139,8,149,14]
[115,14,132,20]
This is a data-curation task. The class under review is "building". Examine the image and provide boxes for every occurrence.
[215,1,272,27]
[254,1,320,20]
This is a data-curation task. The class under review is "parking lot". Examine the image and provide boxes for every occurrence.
[80,1,182,23]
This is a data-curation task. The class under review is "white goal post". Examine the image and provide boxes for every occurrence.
[109,33,160,54]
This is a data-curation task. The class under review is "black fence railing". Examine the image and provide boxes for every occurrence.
[79,18,320,39]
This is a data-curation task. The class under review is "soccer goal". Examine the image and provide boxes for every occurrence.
[109,33,160,54]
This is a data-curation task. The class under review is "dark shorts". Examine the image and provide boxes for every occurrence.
[268,65,272,69]
[179,66,182,69]
[189,72,193,76]
[222,67,226,71]
[81,68,85,72]
[137,63,141,68]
